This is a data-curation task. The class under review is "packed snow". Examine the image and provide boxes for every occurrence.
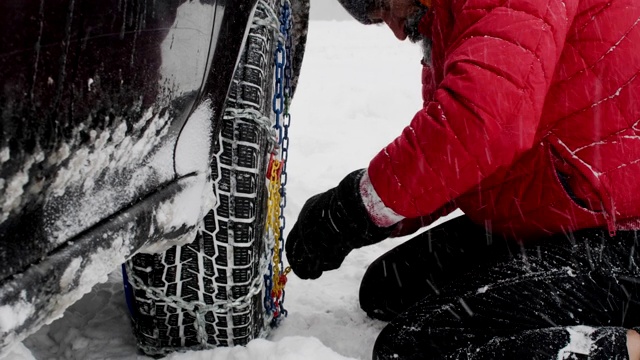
[10,21,459,360]
[0,292,34,334]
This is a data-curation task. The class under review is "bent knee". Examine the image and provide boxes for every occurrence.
[372,322,440,360]
[359,258,403,321]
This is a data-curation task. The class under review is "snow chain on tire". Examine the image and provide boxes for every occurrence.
[123,1,301,356]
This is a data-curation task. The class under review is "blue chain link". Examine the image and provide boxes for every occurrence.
[277,0,293,320]
[264,0,293,326]
[263,262,274,312]
[272,45,285,142]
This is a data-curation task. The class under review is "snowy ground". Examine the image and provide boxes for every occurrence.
[12,21,457,360]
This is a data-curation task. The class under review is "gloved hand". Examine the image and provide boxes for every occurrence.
[285,169,394,279]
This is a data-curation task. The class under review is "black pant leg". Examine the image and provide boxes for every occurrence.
[360,215,516,321]
[446,326,630,360]
[372,228,640,359]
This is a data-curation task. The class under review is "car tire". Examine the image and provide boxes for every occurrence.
[122,0,308,356]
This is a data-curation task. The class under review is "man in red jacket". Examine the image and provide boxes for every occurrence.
[286,0,640,358]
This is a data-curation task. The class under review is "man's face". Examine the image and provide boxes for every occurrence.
[368,0,429,43]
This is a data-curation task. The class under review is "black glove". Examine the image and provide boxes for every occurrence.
[285,169,394,279]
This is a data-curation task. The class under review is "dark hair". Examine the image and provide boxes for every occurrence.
[338,0,377,24]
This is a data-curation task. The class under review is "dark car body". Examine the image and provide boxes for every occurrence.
[0,0,284,353]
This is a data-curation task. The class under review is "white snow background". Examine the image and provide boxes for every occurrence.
[9,21,460,360]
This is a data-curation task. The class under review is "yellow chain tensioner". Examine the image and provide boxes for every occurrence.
[266,155,291,317]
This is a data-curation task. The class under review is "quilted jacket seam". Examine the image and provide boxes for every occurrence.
[595,128,640,176]
[454,0,511,34]
[552,41,588,82]
[603,157,640,177]
[449,7,554,59]
[437,87,498,178]
[503,11,547,134]
[570,1,613,38]
[556,17,640,85]
[553,71,640,127]
[457,57,530,86]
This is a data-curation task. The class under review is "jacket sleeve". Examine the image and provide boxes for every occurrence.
[367,0,579,218]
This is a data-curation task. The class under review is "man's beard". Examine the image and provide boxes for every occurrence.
[421,38,433,65]
[404,3,432,64]
[404,3,429,43]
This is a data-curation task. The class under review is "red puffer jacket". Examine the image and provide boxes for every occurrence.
[366,0,640,240]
